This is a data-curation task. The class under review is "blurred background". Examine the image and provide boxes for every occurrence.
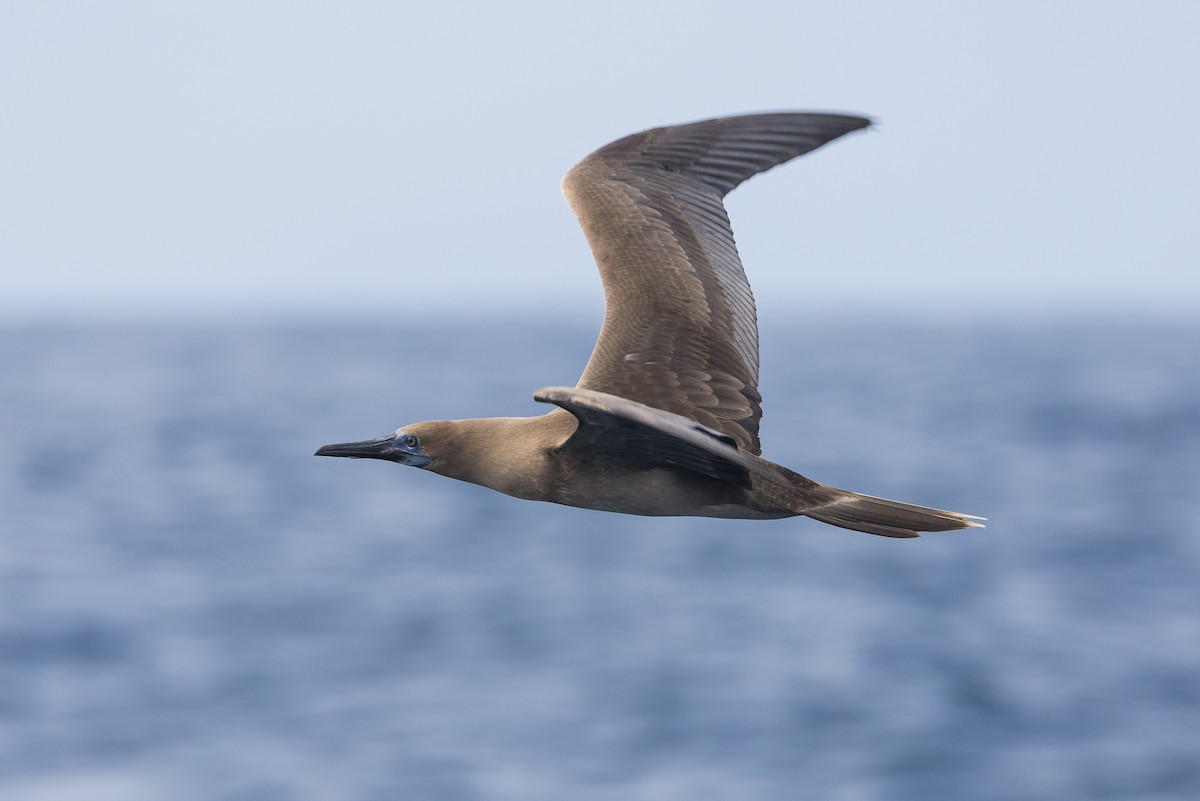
[2,2,1198,799]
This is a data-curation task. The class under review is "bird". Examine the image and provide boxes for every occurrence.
[315,112,984,538]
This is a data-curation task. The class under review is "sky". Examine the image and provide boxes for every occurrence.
[2,1,1198,323]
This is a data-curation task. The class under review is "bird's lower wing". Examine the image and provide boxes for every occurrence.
[534,386,773,486]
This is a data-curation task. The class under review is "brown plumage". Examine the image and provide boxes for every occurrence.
[316,112,984,538]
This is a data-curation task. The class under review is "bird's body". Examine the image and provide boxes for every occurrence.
[407,411,787,520]
[317,112,984,537]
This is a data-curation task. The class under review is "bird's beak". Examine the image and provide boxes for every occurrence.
[314,434,431,467]
[315,434,396,459]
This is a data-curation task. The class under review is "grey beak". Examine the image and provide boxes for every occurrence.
[314,434,396,460]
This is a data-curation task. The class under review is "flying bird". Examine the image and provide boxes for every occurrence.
[316,112,983,538]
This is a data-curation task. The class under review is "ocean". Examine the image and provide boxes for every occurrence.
[2,318,1198,800]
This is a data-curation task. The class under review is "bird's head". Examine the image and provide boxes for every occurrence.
[314,425,433,468]
[315,416,553,499]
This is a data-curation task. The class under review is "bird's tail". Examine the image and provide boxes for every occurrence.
[804,487,985,538]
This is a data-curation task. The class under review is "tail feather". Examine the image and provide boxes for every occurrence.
[805,490,985,538]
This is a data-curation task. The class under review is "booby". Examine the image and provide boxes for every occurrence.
[316,112,984,537]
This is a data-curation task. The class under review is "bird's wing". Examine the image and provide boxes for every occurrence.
[562,112,871,455]
[534,386,774,487]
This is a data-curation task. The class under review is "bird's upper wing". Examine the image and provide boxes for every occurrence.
[562,112,870,455]
[534,386,773,487]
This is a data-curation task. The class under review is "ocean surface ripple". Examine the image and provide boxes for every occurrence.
[2,319,1198,800]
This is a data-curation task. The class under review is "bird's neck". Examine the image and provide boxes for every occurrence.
[422,412,574,502]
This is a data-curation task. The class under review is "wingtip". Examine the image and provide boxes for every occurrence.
[532,386,572,404]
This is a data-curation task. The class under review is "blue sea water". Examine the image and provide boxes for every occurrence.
[1,319,1198,800]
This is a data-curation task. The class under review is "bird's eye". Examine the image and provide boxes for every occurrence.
[401,434,419,449]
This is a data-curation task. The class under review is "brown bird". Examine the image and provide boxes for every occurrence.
[316,112,984,537]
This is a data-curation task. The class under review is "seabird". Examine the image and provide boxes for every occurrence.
[316,112,984,538]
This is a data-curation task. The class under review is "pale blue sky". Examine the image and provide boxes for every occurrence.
[3,1,1197,322]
